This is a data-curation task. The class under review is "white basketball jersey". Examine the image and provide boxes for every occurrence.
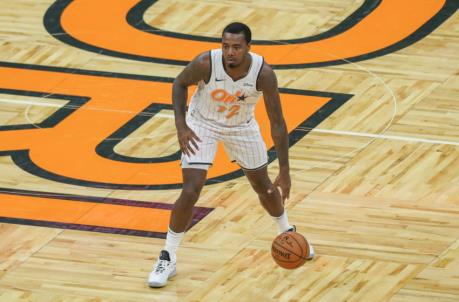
[188,49,264,127]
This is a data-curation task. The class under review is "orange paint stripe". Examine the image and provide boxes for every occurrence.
[60,0,445,64]
[0,193,171,233]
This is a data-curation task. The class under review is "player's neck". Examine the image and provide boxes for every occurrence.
[223,54,251,81]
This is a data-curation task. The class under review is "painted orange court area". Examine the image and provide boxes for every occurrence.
[60,0,444,65]
[0,193,170,233]
[0,66,330,186]
[0,64,331,233]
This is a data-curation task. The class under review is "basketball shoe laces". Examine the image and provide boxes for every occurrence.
[154,260,169,274]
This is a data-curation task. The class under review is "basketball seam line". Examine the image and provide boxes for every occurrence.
[272,240,308,261]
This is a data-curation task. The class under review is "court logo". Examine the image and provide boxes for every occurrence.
[45,0,458,68]
[0,64,350,190]
[0,0,457,236]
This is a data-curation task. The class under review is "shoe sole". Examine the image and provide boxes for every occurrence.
[148,268,177,288]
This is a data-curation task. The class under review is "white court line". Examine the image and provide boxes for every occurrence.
[0,98,173,117]
[1,98,457,146]
[308,128,459,147]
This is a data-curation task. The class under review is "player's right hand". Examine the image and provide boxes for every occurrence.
[177,125,201,156]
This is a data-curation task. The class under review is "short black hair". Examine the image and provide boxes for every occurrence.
[222,22,252,44]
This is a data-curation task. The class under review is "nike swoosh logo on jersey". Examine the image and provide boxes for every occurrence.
[243,83,253,86]
[215,78,225,81]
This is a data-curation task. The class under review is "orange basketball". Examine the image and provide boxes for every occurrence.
[271,232,310,269]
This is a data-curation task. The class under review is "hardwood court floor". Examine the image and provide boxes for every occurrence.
[0,0,459,301]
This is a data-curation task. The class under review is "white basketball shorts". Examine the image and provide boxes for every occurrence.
[181,115,268,171]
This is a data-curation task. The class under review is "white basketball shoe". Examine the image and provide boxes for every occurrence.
[287,225,315,260]
[148,250,176,288]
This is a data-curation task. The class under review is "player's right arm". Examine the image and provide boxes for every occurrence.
[172,52,210,156]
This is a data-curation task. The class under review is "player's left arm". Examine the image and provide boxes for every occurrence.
[257,63,291,201]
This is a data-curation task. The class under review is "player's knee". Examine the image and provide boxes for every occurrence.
[250,181,272,197]
[180,185,201,204]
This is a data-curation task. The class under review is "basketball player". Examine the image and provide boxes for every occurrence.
[148,22,314,288]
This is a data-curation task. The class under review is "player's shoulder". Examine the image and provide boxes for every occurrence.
[258,61,274,78]
[191,51,211,70]
[256,60,277,90]
[185,51,212,82]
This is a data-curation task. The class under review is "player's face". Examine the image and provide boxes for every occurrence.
[222,32,250,68]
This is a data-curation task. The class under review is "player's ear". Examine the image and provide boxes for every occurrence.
[247,42,251,50]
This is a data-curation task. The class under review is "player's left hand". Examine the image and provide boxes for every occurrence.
[273,171,291,203]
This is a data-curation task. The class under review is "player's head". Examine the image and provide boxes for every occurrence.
[222,22,251,68]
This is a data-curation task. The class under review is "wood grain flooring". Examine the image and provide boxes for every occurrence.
[0,0,458,301]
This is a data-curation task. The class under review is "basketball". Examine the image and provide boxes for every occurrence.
[271,232,310,269]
